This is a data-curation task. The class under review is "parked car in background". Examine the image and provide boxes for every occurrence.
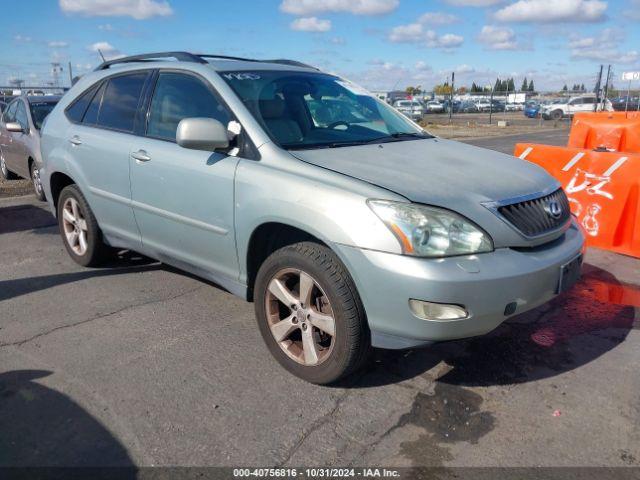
[442,99,461,113]
[505,103,525,112]
[40,51,584,384]
[611,97,640,111]
[474,99,492,112]
[524,101,541,118]
[393,99,424,121]
[541,95,613,120]
[0,95,61,200]
[424,100,444,113]
[459,100,480,113]
[490,100,506,112]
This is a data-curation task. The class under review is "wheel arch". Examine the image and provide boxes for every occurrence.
[245,221,330,302]
[49,171,77,213]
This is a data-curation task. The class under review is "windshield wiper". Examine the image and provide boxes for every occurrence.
[284,132,432,150]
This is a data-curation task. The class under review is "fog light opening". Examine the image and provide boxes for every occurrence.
[409,299,468,321]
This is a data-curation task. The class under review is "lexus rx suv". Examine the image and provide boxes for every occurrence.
[40,52,584,384]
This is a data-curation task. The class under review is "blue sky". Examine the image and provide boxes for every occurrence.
[2,0,639,91]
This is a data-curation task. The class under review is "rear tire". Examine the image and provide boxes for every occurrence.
[57,184,110,267]
[30,162,46,201]
[254,242,371,384]
[0,149,17,180]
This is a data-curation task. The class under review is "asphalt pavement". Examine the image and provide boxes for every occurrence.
[1,130,639,471]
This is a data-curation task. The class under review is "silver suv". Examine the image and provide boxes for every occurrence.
[40,52,584,384]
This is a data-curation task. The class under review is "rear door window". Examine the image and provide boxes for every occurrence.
[97,72,148,132]
[3,101,17,123]
[15,102,28,130]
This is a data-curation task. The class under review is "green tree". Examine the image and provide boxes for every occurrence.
[507,78,515,92]
[562,84,568,91]
[521,77,528,91]
[434,83,452,95]
[528,80,535,92]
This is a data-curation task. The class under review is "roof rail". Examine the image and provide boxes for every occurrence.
[94,51,319,72]
[263,59,319,70]
[95,51,207,71]
[197,54,319,71]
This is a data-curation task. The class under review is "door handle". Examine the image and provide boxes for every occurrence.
[131,149,151,162]
[69,135,82,146]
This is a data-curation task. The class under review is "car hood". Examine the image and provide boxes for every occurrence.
[289,137,561,247]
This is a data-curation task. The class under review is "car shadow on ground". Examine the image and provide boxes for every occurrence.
[0,203,56,234]
[0,251,160,302]
[0,370,136,470]
[343,263,638,389]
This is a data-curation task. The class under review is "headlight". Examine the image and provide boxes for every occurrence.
[367,200,493,257]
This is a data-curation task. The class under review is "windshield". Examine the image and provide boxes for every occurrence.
[29,101,57,129]
[221,70,430,150]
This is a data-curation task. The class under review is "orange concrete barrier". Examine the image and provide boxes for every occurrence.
[514,143,640,258]
[569,112,640,153]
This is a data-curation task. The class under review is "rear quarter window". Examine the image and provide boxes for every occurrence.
[66,83,100,123]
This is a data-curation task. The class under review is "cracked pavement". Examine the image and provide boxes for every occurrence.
[1,132,639,468]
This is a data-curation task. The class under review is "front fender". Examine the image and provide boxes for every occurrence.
[234,156,403,283]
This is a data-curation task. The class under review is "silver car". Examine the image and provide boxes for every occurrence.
[393,99,425,121]
[1,95,60,200]
[40,52,584,384]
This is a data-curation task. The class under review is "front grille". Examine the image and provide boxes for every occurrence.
[497,188,571,237]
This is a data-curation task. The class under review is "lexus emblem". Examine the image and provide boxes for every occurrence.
[545,200,563,219]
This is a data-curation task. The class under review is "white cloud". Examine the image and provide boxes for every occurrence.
[330,36,346,44]
[443,0,503,5]
[455,64,476,73]
[569,28,638,64]
[290,17,332,32]
[48,41,69,48]
[14,35,32,42]
[98,23,114,30]
[494,0,607,23]
[389,23,425,43]
[435,33,465,48]
[60,0,173,19]
[418,12,458,25]
[414,60,432,71]
[88,41,123,60]
[388,23,463,48]
[477,25,518,50]
[280,0,398,16]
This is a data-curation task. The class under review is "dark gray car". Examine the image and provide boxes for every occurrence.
[0,95,60,200]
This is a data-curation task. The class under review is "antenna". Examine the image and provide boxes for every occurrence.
[97,49,106,62]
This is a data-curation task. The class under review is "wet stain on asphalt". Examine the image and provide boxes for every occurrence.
[392,383,495,466]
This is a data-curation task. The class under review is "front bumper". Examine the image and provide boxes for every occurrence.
[333,221,584,349]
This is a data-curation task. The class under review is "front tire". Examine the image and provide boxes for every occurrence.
[30,162,46,201]
[551,109,563,121]
[0,149,17,180]
[57,184,110,267]
[254,242,371,384]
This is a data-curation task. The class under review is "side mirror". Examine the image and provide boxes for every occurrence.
[5,122,24,133]
[176,117,229,152]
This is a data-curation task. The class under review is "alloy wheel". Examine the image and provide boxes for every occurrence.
[265,268,336,366]
[32,165,43,196]
[61,197,89,256]
[0,153,7,177]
